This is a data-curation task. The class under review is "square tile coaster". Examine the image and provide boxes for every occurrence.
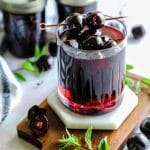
[47,86,138,130]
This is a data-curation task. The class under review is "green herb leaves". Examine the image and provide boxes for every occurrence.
[13,45,50,82]
[84,126,92,150]
[34,45,47,60]
[141,78,150,87]
[125,64,141,95]
[98,137,110,150]
[58,127,110,150]
[126,64,134,72]
[22,60,35,72]
[134,80,141,95]
[13,72,26,81]
[58,128,80,150]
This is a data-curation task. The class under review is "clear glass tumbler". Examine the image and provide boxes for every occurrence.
[57,19,127,114]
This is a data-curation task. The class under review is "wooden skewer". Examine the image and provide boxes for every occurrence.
[40,23,66,30]
[40,16,127,30]
[106,16,128,21]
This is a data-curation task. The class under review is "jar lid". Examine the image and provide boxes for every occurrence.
[0,0,46,14]
[59,0,96,6]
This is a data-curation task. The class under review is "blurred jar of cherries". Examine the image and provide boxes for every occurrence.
[55,0,98,22]
[0,0,46,58]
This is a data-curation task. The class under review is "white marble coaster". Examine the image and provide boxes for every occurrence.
[47,86,138,130]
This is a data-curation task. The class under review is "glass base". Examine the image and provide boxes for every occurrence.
[58,88,124,115]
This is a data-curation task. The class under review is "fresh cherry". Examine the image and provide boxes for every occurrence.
[48,41,57,57]
[140,117,150,139]
[131,25,146,39]
[77,28,96,43]
[28,105,40,120]
[66,28,81,39]
[60,28,80,42]
[127,133,149,150]
[0,36,8,55]
[29,115,49,137]
[82,35,104,50]
[36,55,51,71]
[65,13,85,30]
[28,105,47,120]
[85,11,105,29]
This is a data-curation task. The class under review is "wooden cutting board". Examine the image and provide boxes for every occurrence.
[17,73,150,150]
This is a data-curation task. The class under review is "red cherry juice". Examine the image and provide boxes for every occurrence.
[57,25,126,114]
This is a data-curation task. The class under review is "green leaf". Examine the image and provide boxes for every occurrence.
[141,78,150,87]
[58,128,80,150]
[84,126,92,150]
[58,136,79,150]
[34,64,42,77]
[98,137,110,150]
[125,77,134,89]
[40,46,47,57]
[126,64,134,71]
[13,72,26,81]
[135,80,141,95]
[22,60,35,72]
[34,45,41,58]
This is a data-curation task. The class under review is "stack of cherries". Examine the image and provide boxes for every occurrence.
[27,105,49,137]
[60,11,117,50]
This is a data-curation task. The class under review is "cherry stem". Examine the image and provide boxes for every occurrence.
[40,16,127,30]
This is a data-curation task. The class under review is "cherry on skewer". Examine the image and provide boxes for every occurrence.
[40,15,127,30]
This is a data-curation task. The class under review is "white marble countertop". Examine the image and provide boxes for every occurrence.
[0,0,150,149]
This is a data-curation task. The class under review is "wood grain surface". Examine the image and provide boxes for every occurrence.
[17,74,150,150]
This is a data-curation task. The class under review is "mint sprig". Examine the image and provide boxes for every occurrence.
[13,45,49,81]
[13,72,26,81]
[58,128,80,150]
[125,63,150,94]
[22,60,35,72]
[34,45,47,60]
[34,45,41,58]
[58,127,110,150]
[125,64,141,95]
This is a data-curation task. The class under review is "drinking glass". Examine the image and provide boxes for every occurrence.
[57,18,127,114]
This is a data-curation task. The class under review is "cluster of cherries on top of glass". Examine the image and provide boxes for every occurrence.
[60,11,117,50]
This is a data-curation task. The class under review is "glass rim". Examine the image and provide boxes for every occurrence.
[56,18,127,59]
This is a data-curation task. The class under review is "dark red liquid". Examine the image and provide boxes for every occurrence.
[58,26,125,114]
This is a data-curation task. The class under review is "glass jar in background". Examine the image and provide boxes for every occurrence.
[0,0,46,58]
[55,0,97,22]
